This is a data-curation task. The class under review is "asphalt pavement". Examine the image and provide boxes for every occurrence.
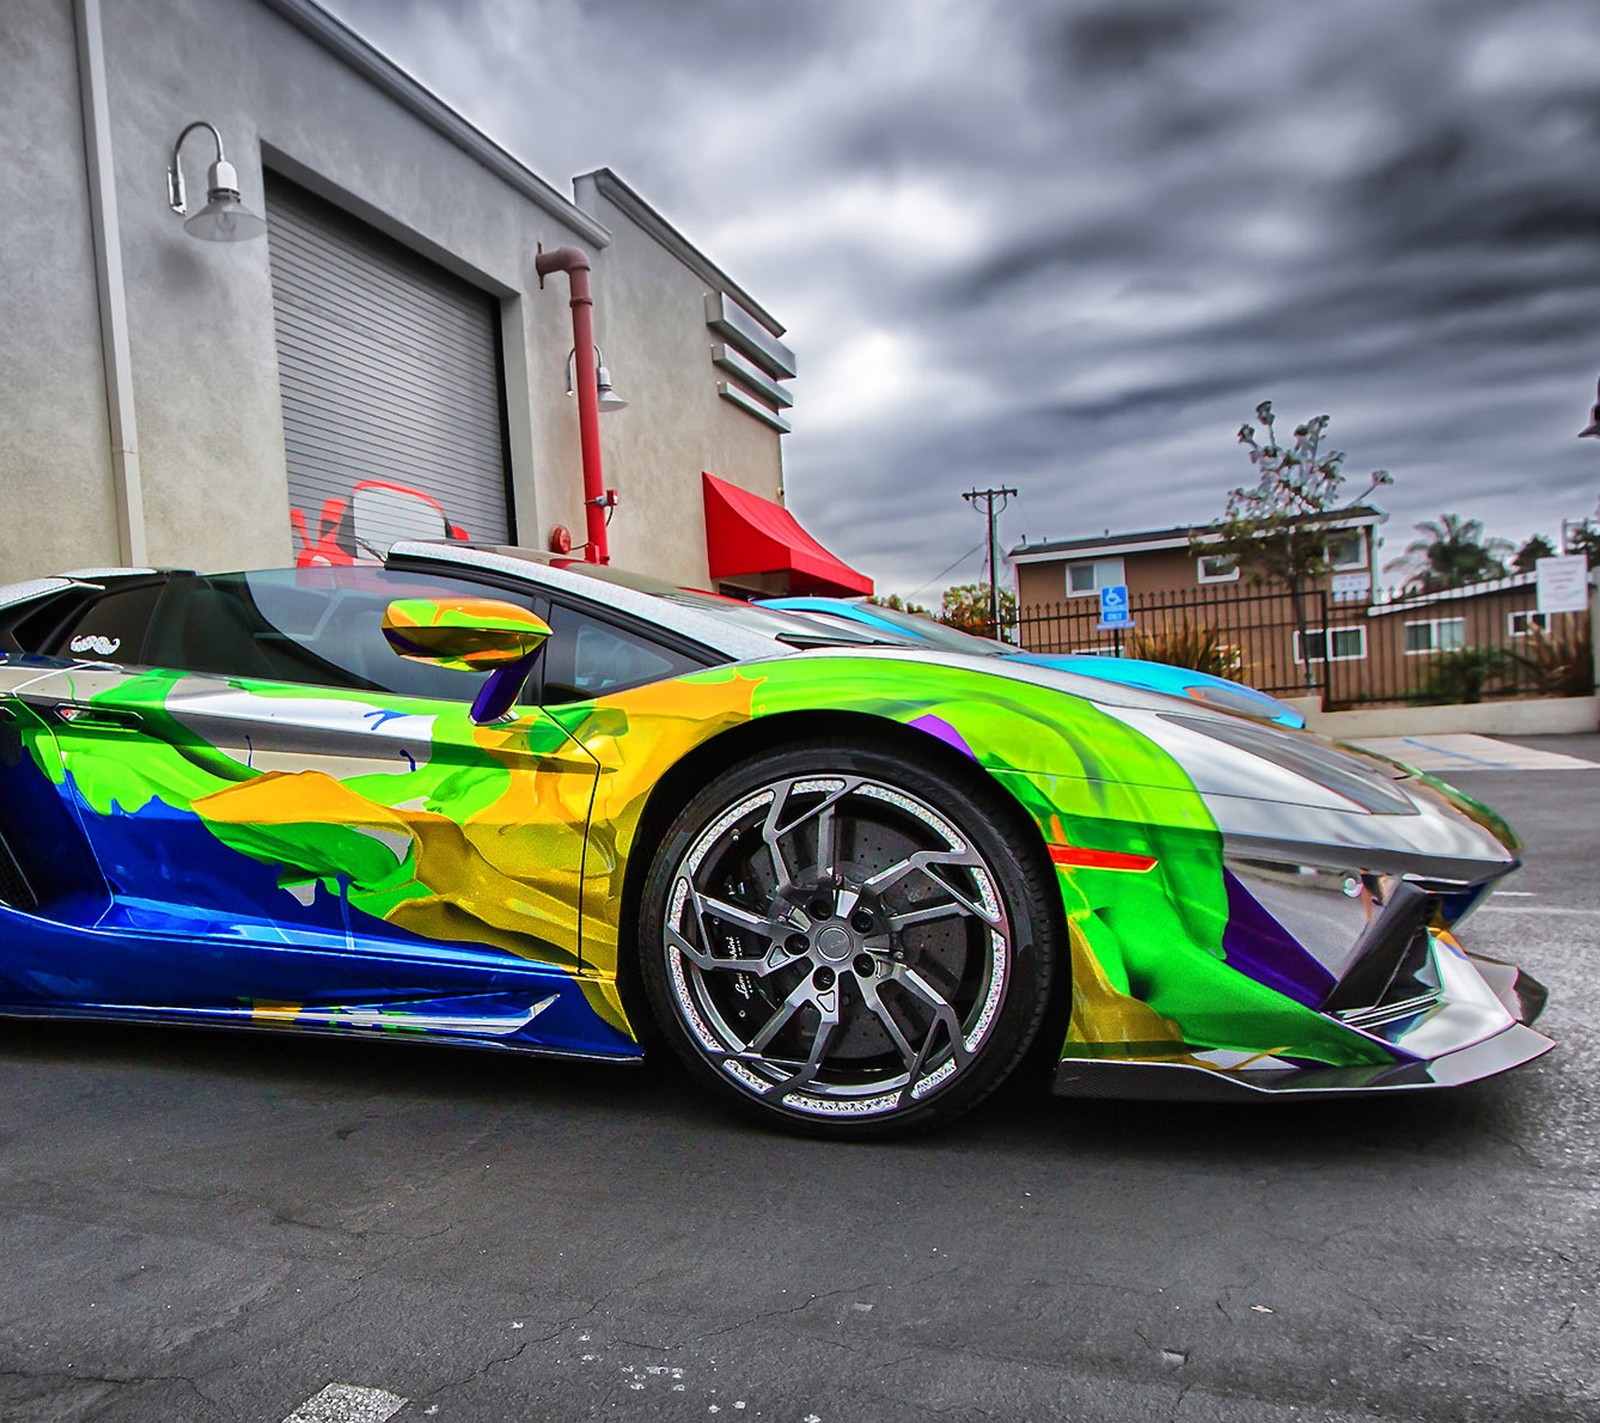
[0,737,1595,1422]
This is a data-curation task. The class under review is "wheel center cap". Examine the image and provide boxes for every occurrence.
[815,925,853,963]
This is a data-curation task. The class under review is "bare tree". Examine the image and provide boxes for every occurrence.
[1191,402,1391,688]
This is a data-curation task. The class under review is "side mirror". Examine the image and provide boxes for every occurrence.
[382,598,553,723]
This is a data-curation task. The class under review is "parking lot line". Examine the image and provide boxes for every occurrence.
[1346,734,1600,772]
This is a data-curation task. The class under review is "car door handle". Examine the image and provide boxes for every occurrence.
[48,704,144,731]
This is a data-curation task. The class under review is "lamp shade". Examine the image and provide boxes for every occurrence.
[595,364,628,412]
[183,158,266,242]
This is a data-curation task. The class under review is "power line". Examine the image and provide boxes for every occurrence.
[906,541,986,602]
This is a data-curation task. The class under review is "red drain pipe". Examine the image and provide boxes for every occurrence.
[535,245,610,564]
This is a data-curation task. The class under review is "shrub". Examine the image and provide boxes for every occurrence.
[1125,621,1245,681]
[1510,622,1595,697]
[1411,647,1516,705]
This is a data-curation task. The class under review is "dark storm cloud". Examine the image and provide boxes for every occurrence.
[1058,2,1228,77]
[328,0,1600,594]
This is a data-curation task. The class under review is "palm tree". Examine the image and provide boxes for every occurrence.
[1386,513,1513,593]
[1513,533,1556,573]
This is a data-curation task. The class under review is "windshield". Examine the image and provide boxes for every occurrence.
[788,602,1009,655]
[477,546,880,644]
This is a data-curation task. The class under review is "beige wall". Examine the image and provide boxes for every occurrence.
[0,0,123,574]
[575,174,785,589]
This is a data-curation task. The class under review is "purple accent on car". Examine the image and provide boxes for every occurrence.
[909,713,979,761]
[470,652,539,724]
[1220,869,1339,1009]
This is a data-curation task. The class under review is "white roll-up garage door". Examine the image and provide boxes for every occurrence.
[265,178,511,563]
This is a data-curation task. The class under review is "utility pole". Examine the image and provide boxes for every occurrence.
[962,485,1018,638]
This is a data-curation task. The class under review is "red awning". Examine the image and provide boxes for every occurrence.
[702,472,874,596]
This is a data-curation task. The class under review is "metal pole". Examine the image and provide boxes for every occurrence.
[535,246,610,564]
[73,0,147,566]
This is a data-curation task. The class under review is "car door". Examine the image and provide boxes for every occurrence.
[17,565,612,1048]
[0,657,112,931]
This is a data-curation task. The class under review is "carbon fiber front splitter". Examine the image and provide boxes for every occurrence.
[1052,955,1552,1102]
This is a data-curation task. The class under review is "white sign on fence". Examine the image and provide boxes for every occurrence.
[1536,555,1591,615]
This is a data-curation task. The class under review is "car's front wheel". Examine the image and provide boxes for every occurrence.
[638,740,1058,1136]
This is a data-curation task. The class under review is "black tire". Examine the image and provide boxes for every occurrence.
[637,739,1059,1137]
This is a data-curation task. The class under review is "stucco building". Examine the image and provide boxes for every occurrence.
[1,0,871,596]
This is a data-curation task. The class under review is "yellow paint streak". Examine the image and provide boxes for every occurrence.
[1065,918,1187,1055]
[251,1001,304,1026]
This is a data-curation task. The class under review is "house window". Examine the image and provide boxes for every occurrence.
[1325,533,1365,570]
[1197,553,1240,584]
[1294,626,1368,664]
[1403,618,1467,654]
[1508,611,1550,637]
[1066,558,1126,597]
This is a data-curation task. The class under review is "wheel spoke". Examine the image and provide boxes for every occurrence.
[748,976,815,1052]
[668,881,798,977]
[814,801,838,881]
[894,966,974,1071]
[866,850,1002,928]
[690,883,786,940]
[885,901,969,933]
[858,975,918,1071]
[771,984,842,1097]
[666,924,768,974]
[760,776,862,892]
[758,787,797,894]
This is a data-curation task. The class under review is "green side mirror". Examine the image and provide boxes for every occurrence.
[382,598,552,671]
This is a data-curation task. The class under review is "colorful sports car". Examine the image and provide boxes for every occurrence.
[759,595,1307,728]
[0,545,1550,1136]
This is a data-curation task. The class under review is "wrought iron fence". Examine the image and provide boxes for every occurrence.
[1012,577,1595,711]
[1323,580,1594,709]
[1014,586,1333,701]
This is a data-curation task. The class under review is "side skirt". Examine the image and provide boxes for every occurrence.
[0,1000,645,1066]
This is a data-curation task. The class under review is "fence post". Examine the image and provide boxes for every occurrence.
[1590,570,1599,699]
[1312,588,1329,711]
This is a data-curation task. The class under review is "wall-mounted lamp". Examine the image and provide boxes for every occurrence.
[167,120,266,242]
[565,346,628,412]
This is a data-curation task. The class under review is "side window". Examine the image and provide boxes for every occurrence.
[539,604,702,705]
[38,583,167,665]
[141,568,539,702]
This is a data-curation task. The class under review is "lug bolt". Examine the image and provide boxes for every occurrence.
[813,966,836,990]
[853,955,876,978]
[786,934,808,956]
[850,910,874,933]
[809,895,834,920]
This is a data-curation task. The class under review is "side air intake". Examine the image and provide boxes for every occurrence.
[0,825,38,913]
[1322,880,1435,1017]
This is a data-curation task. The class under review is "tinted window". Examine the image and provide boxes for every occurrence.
[142,567,538,701]
[41,583,167,665]
[539,604,701,704]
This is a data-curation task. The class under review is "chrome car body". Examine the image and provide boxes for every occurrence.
[0,544,1549,1132]
[758,595,1308,728]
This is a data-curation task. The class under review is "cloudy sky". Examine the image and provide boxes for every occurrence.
[329,0,1600,599]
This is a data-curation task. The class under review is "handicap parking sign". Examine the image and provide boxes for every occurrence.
[1098,584,1133,630]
